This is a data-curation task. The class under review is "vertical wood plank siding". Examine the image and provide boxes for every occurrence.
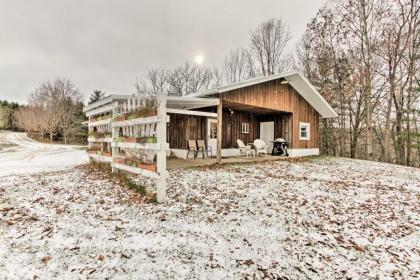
[222,111,292,148]
[168,78,320,150]
[221,79,320,149]
[167,113,207,149]
[222,110,258,148]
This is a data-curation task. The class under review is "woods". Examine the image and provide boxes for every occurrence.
[0,100,19,130]
[297,0,419,166]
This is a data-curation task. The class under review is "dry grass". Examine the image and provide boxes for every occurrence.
[83,162,156,203]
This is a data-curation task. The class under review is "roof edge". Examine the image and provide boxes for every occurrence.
[187,70,338,118]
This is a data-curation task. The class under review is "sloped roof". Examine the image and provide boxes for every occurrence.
[187,71,338,118]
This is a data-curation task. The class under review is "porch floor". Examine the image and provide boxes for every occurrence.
[167,155,287,169]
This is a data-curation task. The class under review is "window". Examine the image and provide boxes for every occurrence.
[299,122,310,140]
[209,121,217,139]
[241,122,249,134]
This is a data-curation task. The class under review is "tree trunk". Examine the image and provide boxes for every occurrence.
[395,110,405,165]
[360,0,374,161]
[383,77,395,163]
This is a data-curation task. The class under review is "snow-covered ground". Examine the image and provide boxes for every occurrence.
[0,156,418,279]
[0,131,88,177]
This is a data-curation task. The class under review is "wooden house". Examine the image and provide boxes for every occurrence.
[84,71,337,163]
[168,71,337,158]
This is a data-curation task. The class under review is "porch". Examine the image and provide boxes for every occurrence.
[167,100,293,160]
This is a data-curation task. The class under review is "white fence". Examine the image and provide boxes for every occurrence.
[88,93,168,203]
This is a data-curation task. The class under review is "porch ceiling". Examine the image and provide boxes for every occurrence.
[223,101,291,115]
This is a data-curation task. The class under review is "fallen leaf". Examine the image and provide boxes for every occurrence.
[41,256,52,264]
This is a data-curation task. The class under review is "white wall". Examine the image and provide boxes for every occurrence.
[288,148,319,157]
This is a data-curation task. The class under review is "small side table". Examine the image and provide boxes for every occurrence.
[246,149,255,157]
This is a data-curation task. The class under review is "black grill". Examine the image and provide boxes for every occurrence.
[271,138,289,156]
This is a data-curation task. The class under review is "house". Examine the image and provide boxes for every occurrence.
[168,70,337,158]
[83,71,337,163]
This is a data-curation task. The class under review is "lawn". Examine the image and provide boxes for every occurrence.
[0,157,418,279]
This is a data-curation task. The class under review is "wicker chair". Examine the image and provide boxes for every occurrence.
[253,139,268,156]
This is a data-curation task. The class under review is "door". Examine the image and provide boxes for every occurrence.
[207,118,218,157]
[260,121,274,154]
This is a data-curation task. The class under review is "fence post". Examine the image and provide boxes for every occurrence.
[111,101,119,173]
[156,93,167,203]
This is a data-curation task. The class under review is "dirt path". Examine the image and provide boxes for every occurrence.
[0,131,88,177]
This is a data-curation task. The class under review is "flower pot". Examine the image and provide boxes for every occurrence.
[137,163,157,172]
[127,113,139,120]
[144,137,157,143]
[116,114,127,121]
[115,158,125,164]
[103,152,112,157]
[123,137,138,143]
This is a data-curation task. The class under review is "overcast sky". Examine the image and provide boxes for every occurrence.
[0,0,326,104]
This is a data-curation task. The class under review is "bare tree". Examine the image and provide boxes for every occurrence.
[334,0,385,160]
[29,78,83,142]
[135,68,170,96]
[14,106,46,133]
[222,48,255,83]
[250,18,291,76]
[167,62,215,96]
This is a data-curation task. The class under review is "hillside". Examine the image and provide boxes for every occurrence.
[0,157,418,279]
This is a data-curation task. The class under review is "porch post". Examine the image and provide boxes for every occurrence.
[156,93,167,203]
[217,97,222,164]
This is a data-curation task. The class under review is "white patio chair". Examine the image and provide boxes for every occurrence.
[237,139,255,157]
[253,139,268,156]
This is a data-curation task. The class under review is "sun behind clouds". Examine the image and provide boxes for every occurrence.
[194,54,204,65]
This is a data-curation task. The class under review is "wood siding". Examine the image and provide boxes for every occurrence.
[167,113,207,149]
[221,80,320,149]
[222,110,292,149]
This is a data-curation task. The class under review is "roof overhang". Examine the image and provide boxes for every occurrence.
[83,95,219,115]
[187,71,338,118]
[167,96,219,110]
[83,95,132,113]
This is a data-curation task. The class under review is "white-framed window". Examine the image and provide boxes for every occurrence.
[299,122,310,140]
[241,122,249,134]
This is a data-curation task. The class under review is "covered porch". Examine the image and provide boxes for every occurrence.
[167,98,293,163]
[219,100,292,152]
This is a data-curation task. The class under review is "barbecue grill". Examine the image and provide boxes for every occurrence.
[271,138,289,156]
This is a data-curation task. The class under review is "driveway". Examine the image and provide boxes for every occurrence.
[0,131,88,177]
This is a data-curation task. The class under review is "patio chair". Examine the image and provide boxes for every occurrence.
[237,139,255,157]
[253,139,268,156]
[196,139,212,159]
[186,139,198,159]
